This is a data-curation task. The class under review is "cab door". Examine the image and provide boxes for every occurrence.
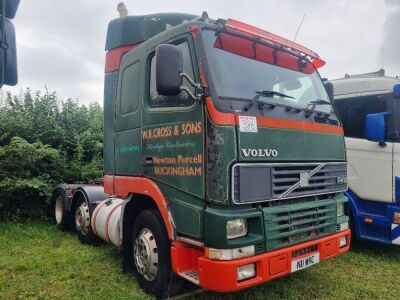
[140,35,205,238]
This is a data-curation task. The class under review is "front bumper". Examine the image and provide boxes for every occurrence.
[172,229,350,292]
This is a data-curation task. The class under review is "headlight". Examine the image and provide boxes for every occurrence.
[227,218,248,239]
[337,203,344,217]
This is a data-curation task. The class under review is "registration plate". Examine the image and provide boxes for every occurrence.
[291,253,320,273]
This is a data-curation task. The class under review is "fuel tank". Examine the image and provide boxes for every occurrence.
[91,198,124,247]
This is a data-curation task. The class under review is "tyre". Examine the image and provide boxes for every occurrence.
[349,210,356,243]
[132,209,183,299]
[75,198,98,244]
[53,192,69,231]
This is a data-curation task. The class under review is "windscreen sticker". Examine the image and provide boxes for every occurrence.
[239,116,258,133]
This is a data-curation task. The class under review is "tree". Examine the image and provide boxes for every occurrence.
[0,88,104,219]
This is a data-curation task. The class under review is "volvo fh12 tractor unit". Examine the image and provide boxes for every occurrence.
[52,11,350,298]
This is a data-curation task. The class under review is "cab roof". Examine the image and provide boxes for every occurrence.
[105,13,325,69]
[105,13,198,51]
[331,70,400,99]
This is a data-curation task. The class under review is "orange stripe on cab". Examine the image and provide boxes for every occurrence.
[205,96,343,135]
[254,115,343,135]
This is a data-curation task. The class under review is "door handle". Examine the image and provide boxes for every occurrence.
[143,156,154,166]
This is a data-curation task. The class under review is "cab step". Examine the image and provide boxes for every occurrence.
[179,270,199,285]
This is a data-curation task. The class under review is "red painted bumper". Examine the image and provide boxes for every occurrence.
[172,229,350,293]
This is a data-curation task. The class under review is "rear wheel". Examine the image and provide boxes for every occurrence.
[132,209,183,299]
[75,198,97,244]
[53,193,69,231]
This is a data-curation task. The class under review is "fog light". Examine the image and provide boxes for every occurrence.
[340,236,347,248]
[337,203,344,216]
[394,212,400,224]
[207,245,255,260]
[237,263,255,281]
[339,222,349,231]
[227,219,248,239]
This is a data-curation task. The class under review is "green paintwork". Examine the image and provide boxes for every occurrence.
[106,13,198,50]
[262,193,346,251]
[103,72,118,174]
[161,183,205,238]
[203,204,265,251]
[238,128,346,161]
[206,114,237,205]
[103,14,348,252]
[114,54,142,175]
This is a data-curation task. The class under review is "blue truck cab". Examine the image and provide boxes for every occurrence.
[331,70,400,245]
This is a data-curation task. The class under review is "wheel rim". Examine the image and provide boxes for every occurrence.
[55,196,63,225]
[133,228,159,281]
[75,202,90,235]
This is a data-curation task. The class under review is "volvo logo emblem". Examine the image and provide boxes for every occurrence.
[241,149,278,158]
[299,172,310,187]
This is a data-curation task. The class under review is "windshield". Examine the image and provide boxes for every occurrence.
[201,30,331,113]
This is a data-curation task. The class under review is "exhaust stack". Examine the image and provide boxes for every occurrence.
[117,2,128,18]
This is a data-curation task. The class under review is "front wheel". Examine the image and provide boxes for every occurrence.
[132,209,183,299]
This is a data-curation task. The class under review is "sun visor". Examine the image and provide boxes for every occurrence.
[105,13,198,51]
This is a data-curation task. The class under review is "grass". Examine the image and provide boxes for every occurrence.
[1,221,400,300]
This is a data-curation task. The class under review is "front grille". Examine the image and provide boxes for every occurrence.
[255,243,265,254]
[232,162,347,204]
[263,198,336,251]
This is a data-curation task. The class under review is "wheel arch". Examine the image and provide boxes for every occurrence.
[120,191,177,273]
[69,185,110,215]
[105,176,177,241]
[51,184,79,214]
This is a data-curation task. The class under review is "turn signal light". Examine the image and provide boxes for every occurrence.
[205,245,255,260]
[364,217,373,223]
[394,212,400,224]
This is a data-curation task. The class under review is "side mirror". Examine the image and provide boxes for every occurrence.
[324,81,334,102]
[364,112,391,145]
[0,0,20,87]
[2,0,20,19]
[155,44,183,96]
[393,84,400,99]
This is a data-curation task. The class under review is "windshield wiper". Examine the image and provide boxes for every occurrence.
[244,90,294,111]
[258,90,295,99]
[304,99,332,118]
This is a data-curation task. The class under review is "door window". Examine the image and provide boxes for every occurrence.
[120,61,141,114]
[335,95,388,139]
[148,41,195,108]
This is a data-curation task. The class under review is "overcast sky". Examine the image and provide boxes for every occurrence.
[3,0,399,105]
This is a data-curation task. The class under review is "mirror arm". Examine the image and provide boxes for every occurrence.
[179,73,205,102]
[180,73,199,88]
[180,86,197,101]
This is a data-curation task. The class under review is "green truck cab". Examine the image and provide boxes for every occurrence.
[53,12,350,298]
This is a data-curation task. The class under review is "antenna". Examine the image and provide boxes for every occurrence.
[293,14,306,42]
[381,23,384,70]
